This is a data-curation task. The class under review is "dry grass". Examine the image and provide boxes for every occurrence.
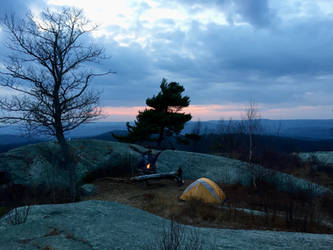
[82,178,333,234]
[42,246,56,250]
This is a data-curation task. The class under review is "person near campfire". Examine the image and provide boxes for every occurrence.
[130,146,162,174]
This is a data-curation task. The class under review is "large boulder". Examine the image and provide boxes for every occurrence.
[1,200,333,250]
[298,152,333,168]
[156,150,331,196]
[0,140,145,190]
[156,150,252,185]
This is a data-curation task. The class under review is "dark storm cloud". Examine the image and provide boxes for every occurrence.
[202,20,333,76]
[169,0,275,27]
[135,15,333,107]
[150,18,333,80]
[230,0,275,27]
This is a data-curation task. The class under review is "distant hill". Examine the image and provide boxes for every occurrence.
[89,130,128,141]
[183,119,333,140]
[0,134,46,153]
[89,130,333,154]
[1,119,332,139]
[0,134,42,145]
[0,119,332,153]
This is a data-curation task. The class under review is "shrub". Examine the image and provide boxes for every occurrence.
[0,184,73,209]
[83,156,133,183]
[321,194,333,217]
[5,205,31,225]
[146,219,203,250]
[178,199,218,223]
[255,150,303,172]
[82,163,132,183]
[0,171,9,185]
[0,206,8,218]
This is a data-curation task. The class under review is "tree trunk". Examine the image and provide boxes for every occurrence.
[53,76,79,201]
[56,130,78,201]
[248,128,253,164]
[131,168,183,185]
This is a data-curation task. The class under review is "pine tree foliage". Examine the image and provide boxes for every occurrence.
[117,79,192,147]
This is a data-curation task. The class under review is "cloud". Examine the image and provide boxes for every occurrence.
[231,0,274,27]
[0,0,332,120]
[0,0,46,53]
[92,8,333,115]
[0,0,46,18]
[261,105,333,119]
[170,19,333,77]
[168,0,276,27]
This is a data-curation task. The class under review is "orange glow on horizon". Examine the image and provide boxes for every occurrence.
[100,104,332,121]
[102,106,146,116]
[101,104,244,121]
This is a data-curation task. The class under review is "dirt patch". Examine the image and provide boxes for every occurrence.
[82,177,190,210]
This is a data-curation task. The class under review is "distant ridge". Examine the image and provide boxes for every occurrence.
[0,134,41,145]
[0,119,332,140]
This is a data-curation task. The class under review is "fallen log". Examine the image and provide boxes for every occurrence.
[130,168,184,185]
[97,177,133,184]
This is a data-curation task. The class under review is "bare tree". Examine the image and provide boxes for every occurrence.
[0,7,111,199]
[191,119,202,136]
[244,99,261,164]
[243,100,264,187]
[275,120,283,137]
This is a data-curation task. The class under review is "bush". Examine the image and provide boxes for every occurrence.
[5,206,31,225]
[146,219,204,250]
[0,184,73,208]
[0,171,9,185]
[255,150,303,172]
[321,194,333,217]
[178,199,218,223]
[82,162,132,183]
[0,206,8,218]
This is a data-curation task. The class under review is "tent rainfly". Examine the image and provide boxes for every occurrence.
[180,177,226,204]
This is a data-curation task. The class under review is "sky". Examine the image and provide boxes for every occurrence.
[0,0,333,121]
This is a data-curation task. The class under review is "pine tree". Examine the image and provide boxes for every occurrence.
[117,79,192,147]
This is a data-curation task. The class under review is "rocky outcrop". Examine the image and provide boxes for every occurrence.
[1,200,332,250]
[0,140,330,196]
[156,150,331,195]
[0,140,145,190]
[80,184,97,196]
[298,152,333,168]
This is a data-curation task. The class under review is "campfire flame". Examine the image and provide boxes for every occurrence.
[146,163,151,169]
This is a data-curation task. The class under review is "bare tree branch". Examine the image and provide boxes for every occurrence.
[0,7,113,200]
[0,7,111,140]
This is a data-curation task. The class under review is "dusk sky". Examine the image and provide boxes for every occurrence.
[0,0,333,121]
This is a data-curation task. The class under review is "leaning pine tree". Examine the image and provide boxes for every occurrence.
[117,79,192,148]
